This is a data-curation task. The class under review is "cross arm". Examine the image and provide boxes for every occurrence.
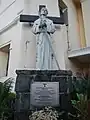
[20,14,64,24]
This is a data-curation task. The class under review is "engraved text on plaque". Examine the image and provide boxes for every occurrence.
[30,82,59,107]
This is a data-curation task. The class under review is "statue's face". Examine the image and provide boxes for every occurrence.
[40,7,48,16]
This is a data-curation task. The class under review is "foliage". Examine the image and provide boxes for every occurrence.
[0,78,16,120]
[70,94,88,120]
[69,72,90,120]
[72,74,90,96]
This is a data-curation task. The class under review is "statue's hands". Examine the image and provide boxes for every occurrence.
[39,23,47,29]
[42,23,47,28]
[39,25,42,29]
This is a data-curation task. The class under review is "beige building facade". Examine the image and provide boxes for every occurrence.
[0,0,90,82]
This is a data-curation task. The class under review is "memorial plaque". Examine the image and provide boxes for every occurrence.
[30,82,59,107]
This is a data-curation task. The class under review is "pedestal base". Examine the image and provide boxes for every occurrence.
[15,70,73,120]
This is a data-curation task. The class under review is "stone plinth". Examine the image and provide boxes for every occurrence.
[15,70,73,120]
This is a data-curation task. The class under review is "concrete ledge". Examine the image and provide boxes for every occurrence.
[68,47,90,58]
[16,70,72,76]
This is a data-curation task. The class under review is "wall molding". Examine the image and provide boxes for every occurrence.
[0,15,20,34]
[0,8,23,34]
[0,0,16,16]
[0,40,11,49]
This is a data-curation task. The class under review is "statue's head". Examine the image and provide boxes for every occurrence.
[39,7,48,16]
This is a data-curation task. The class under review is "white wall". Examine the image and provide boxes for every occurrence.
[24,0,60,17]
[19,23,36,69]
[0,51,8,77]
[63,0,81,50]
[81,0,90,47]
[8,22,22,77]
[0,0,15,13]
[53,25,67,70]
[0,0,24,77]
[0,22,22,78]
[0,0,24,30]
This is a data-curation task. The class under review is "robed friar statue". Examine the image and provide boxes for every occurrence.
[32,6,60,70]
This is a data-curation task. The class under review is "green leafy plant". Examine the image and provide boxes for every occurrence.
[69,72,90,120]
[0,78,16,120]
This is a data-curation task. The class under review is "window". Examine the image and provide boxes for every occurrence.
[0,44,10,77]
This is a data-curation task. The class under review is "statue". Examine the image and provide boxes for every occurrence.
[32,7,59,70]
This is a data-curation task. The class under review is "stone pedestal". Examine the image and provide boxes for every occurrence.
[15,70,73,120]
